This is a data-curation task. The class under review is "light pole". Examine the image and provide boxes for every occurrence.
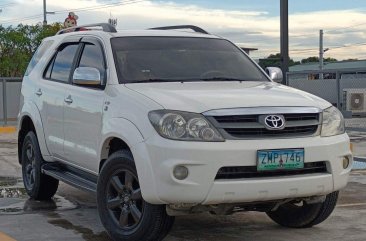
[280,0,289,85]
[319,29,330,79]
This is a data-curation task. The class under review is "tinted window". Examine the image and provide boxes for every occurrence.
[50,44,79,82]
[111,37,267,83]
[25,40,54,76]
[78,43,105,81]
[44,56,55,79]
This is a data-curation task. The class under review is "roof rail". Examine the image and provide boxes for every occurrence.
[149,25,209,34]
[56,23,117,35]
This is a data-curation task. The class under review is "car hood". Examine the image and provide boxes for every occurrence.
[125,81,331,113]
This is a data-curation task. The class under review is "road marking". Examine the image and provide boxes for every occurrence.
[0,126,16,133]
[337,203,366,207]
[0,232,17,241]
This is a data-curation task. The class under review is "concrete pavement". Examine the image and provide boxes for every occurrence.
[1,132,366,241]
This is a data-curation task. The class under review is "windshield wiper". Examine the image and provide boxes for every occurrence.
[128,79,182,83]
[127,77,249,83]
[200,77,248,82]
[128,78,202,83]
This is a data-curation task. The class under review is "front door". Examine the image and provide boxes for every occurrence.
[63,38,106,172]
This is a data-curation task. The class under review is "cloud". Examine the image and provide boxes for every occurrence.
[1,0,366,60]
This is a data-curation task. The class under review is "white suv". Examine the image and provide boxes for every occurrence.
[18,24,352,241]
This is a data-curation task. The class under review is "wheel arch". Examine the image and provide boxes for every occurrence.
[18,101,50,164]
[99,136,132,172]
[98,118,162,204]
[18,115,36,164]
[99,118,145,171]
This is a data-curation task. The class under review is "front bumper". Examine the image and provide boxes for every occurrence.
[132,133,352,205]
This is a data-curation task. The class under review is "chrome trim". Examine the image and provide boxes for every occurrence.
[203,107,322,116]
[204,107,322,140]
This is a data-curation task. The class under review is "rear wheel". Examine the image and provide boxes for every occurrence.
[266,191,339,228]
[97,150,174,241]
[21,131,59,200]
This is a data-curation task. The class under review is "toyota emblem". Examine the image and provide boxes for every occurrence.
[264,115,285,130]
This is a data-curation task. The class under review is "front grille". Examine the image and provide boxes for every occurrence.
[206,111,321,139]
[215,162,328,180]
[284,113,319,121]
[214,115,258,123]
[225,125,318,138]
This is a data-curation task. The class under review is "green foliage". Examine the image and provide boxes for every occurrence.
[0,23,63,77]
[301,56,338,64]
[258,53,300,69]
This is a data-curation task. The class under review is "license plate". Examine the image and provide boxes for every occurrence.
[257,149,304,171]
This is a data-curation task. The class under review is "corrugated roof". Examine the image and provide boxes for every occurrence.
[290,60,366,72]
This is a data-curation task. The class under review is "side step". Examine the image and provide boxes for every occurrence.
[42,162,97,193]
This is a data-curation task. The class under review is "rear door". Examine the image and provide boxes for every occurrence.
[62,37,106,172]
[37,41,80,159]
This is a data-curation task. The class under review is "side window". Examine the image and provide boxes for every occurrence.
[44,56,55,79]
[78,43,106,82]
[45,44,79,82]
[25,40,54,76]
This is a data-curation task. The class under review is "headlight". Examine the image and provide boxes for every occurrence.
[321,106,345,137]
[148,110,224,142]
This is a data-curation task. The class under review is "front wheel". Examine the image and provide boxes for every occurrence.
[266,191,339,228]
[97,150,174,241]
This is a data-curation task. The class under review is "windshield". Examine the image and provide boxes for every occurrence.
[111,37,268,83]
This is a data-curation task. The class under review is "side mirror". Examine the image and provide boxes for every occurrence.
[265,67,283,83]
[73,67,101,86]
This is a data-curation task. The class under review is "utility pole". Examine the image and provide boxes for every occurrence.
[42,0,55,26]
[43,0,47,25]
[319,29,324,79]
[280,0,289,85]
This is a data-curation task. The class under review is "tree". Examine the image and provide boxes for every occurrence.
[258,53,300,69]
[301,56,338,64]
[0,23,63,77]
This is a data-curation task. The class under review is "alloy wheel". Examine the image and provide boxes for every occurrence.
[106,169,143,230]
[24,143,36,190]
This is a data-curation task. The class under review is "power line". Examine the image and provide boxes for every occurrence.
[325,22,366,34]
[0,0,145,25]
[53,0,145,14]
[0,14,44,25]
[328,42,366,51]
[240,32,318,44]
[0,2,16,8]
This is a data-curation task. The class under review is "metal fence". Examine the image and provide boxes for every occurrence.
[287,68,366,130]
[287,68,366,163]
[1,78,23,126]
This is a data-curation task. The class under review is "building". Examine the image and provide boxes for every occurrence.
[289,60,366,80]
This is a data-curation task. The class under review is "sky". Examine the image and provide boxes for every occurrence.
[1,0,366,61]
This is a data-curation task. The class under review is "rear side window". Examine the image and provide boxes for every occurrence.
[44,44,79,82]
[78,43,106,81]
[25,40,54,76]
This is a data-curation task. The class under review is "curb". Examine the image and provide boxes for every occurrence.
[0,232,17,241]
[0,126,16,134]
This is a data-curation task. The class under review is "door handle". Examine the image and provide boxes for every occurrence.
[64,95,73,104]
[35,89,42,96]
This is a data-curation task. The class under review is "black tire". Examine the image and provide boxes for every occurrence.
[21,131,59,200]
[266,191,339,228]
[97,150,175,241]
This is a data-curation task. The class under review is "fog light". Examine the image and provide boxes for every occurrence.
[343,157,350,169]
[173,166,189,180]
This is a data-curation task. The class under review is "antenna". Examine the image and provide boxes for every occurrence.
[108,12,117,28]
